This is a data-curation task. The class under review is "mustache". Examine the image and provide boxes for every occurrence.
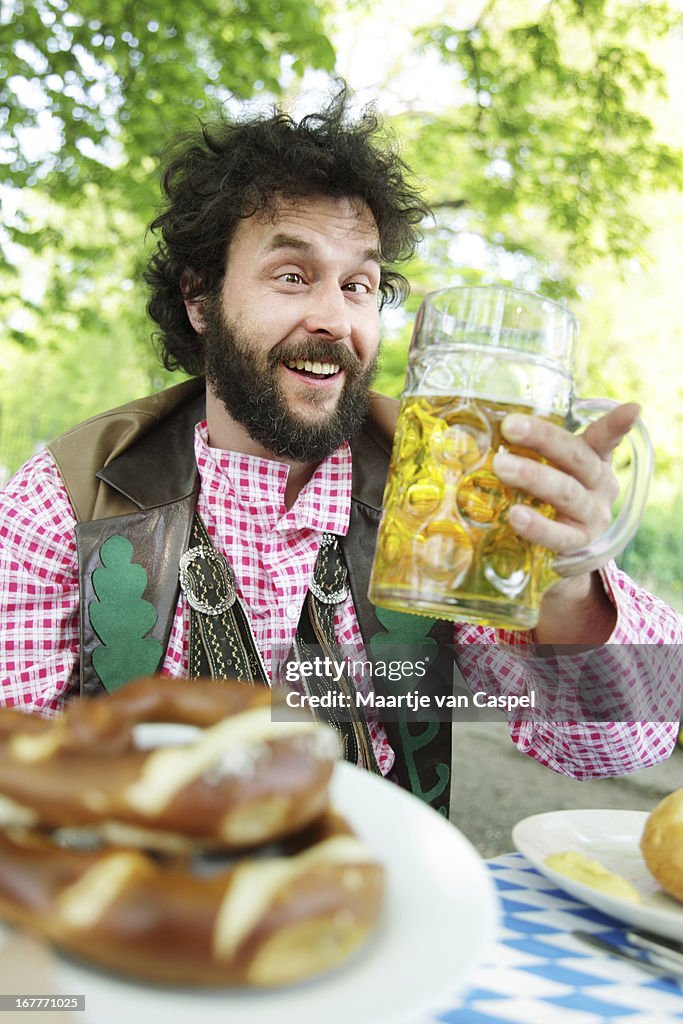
[269,337,362,375]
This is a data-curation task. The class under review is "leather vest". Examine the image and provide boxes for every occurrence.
[48,378,457,815]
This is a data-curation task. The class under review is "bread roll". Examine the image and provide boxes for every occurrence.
[640,788,683,901]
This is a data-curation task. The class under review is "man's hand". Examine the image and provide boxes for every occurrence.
[491,402,641,643]
[492,402,639,555]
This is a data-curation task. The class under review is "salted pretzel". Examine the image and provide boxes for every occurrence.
[0,678,386,985]
[0,677,341,850]
[0,810,384,986]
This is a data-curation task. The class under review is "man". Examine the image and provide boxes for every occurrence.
[1,96,680,815]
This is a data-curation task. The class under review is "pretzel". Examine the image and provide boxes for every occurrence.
[0,677,341,851]
[0,810,384,986]
[0,678,385,985]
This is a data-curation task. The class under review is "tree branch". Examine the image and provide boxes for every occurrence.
[429,199,469,210]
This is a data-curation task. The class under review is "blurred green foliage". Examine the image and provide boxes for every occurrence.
[619,497,683,612]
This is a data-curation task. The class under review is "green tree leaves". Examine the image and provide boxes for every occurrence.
[405,0,683,296]
[2,0,335,196]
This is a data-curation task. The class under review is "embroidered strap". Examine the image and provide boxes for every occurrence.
[182,516,268,683]
[180,515,380,775]
[296,535,380,774]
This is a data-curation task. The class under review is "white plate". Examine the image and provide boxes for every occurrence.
[0,762,498,1024]
[513,809,683,942]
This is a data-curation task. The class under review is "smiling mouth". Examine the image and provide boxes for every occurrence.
[284,359,341,379]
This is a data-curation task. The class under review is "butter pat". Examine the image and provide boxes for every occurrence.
[545,850,641,903]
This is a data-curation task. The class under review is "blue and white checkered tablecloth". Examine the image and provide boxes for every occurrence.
[419,852,683,1024]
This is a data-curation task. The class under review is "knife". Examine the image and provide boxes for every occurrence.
[573,929,683,981]
[626,929,683,969]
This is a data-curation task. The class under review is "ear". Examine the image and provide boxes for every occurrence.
[184,295,206,334]
[180,269,206,333]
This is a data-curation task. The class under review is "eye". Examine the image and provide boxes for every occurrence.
[279,271,305,285]
[342,281,371,294]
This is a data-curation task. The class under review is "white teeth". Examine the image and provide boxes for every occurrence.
[285,359,340,376]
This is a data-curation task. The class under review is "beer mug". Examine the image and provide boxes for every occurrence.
[368,285,653,629]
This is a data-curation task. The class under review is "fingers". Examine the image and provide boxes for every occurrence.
[493,451,609,532]
[499,404,639,488]
[506,503,594,553]
[490,404,639,554]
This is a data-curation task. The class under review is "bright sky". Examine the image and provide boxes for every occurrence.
[332,0,475,112]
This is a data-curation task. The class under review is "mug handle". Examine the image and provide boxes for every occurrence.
[552,398,654,577]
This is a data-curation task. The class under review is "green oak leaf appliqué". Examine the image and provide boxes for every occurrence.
[369,606,440,694]
[369,606,449,814]
[370,606,440,648]
[89,535,163,692]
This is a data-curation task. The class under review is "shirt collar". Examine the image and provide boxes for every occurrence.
[194,421,352,536]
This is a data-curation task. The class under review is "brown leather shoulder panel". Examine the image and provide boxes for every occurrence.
[47,378,204,523]
[366,391,399,456]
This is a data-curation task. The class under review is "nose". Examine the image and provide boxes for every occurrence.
[301,282,351,341]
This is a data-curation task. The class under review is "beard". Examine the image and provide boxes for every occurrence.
[202,298,378,463]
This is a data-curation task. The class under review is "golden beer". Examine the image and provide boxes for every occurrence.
[368,395,563,629]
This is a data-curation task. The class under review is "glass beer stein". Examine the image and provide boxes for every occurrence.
[368,285,653,629]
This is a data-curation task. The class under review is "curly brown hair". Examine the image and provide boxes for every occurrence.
[145,90,430,376]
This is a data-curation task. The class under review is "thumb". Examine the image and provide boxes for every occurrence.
[581,402,641,461]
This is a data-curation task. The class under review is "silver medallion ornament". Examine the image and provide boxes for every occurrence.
[179,545,237,616]
[308,533,349,605]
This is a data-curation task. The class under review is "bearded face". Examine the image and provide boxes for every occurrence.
[189,197,384,463]
[202,294,379,463]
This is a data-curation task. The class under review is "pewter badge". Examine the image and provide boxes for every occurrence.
[179,545,236,616]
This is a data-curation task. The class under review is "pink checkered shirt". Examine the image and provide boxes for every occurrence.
[1,425,681,780]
